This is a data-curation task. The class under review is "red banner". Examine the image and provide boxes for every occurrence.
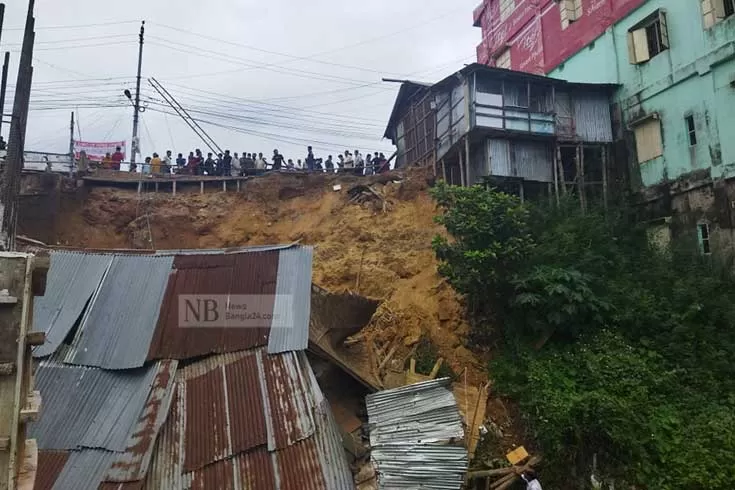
[73,140,126,162]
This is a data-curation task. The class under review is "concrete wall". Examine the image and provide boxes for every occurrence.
[549,0,735,188]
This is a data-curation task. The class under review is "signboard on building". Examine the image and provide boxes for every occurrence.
[73,140,126,162]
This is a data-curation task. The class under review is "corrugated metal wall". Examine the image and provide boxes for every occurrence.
[487,139,553,183]
[573,91,614,142]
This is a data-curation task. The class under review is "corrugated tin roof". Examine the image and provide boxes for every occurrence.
[32,251,113,358]
[31,360,177,489]
[36,451,70,490]
[31,361,164,451]
[144,348,353,490]
[366,378,468,490]
[64,255,174,369]
[267,246,313,354]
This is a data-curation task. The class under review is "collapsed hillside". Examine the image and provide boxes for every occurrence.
[53,168,486,385]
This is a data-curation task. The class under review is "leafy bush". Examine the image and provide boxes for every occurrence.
[432,185,735,488]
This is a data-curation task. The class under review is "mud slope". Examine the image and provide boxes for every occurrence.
[52,169,485,382]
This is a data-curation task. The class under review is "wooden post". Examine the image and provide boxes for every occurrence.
[154,182,159,193]
[0,252,46,490]
[172,181,176,196]
[552,143,560,205]
[459,150,466,187]
[602,145,609,211]
[222,181,226,192]
[579,144,586,213]
[557,146,567,196]
[200,181,204,194]
[441,159,447,181]
[519,180,525,203]
[464,137,471,186]
[137,181,142,195]
[236,180,240,192]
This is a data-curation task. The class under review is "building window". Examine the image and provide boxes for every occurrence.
[496,48,512,69]
[500,0,516,21]
[559,0,583,29]
[685,115,697,146]
[628,10,669,64]
[698,223,712,255]
[633,117,663,164]
[702,0,735,28]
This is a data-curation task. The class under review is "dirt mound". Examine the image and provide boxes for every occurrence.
[52,168,486,383]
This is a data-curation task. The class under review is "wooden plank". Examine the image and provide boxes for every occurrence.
[15,440,36,490]
[19,392,40,423]
[24,333,44,348]
[0,438,8,451]
[429,358,445,379]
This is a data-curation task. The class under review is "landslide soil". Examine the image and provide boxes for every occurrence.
[54,169,487,384]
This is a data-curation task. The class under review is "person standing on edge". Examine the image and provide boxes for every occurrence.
[195,149,204,175]
[205,153,216,175]
[272,149,285,171]
[111,146,125,171]
[151,153,162,175]
[164,150,173,174]
[306,146,316,172]
[143,156,152,175]
[325,155,334,172]
[344,150,354,172]
[223,150,233,176]
[354,150,364,176]
[255,153,266,174]
[365,153,373,176]
[177,153,186,171]
[239,152,248,176]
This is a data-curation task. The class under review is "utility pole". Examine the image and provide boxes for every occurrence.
[68,112,74,176]
[0,0,34,252]
[131,21,145,165]
[0,53,10,138]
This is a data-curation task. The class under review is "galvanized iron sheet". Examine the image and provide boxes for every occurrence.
[267,246,313,354]
[51,449,116,490]
[32,251,112,358]
[573,91,614,143]
[31,361,163,452]
[144,349,353,489]
[66,254,174,369]
[366,378,468,490]
[36,450,70,490]
[147,251,280,361]
[105,360,178,482]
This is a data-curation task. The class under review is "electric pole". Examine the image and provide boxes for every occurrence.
[131,20,144,165]
[68,112,74,176]
[0,53,10,138]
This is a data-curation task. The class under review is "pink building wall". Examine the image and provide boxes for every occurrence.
[474,0,646,74]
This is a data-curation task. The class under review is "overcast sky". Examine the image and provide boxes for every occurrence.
[1,0,480,162]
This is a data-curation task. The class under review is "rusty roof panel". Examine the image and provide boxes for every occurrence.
[147,250,280,361]
[225,353,268,454]
[277,438,325,490]
[313,400,356,490]
[66,255,174,369]
[32,251,112,358]
[36,450,70,490]
[105,360,178,482]
[189,458,235,490]
[261,351,316,451]
[183,367,230,472]
[267,246,313,354]
[238,448,277,490]
[144,384,185,490]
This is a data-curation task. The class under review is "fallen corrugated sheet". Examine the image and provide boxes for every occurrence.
[105,360,178,482]
[32,251,112,358]
[65,255,174,369]
[366,378,468,490]
[31,361,167,451]
[144,348,353,490]
[30,360,177,489]
[51,449,116,490]
[267,246,313,354]
[35,451,70,490]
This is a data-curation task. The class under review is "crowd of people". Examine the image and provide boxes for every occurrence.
[98,145,392,177]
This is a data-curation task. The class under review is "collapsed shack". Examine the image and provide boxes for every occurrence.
[361,378,468,489]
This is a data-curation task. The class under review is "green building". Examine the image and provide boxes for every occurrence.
[548,1,735,255]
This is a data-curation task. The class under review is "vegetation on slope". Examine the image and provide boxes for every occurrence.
[432,182,735,489]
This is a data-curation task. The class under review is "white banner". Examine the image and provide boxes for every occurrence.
[73,140,126,162]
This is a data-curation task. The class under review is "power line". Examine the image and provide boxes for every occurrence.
[2,19,139,31]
